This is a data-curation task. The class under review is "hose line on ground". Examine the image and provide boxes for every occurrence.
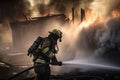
[8,63,49,80]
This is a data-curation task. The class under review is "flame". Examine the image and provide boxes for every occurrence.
[85,10,92,21]
[68,12,72,21]
[78,11,102,29]
[27,0,40,17]
[112,10,120,18]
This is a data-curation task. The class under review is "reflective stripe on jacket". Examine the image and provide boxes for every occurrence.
[35,58,46,63]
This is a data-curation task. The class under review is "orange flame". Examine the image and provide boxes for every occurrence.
[112,10,120,18]
[68,12,72,21]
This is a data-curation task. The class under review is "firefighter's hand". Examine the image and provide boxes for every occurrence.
[27,53,32,57]
[57,61,62,66]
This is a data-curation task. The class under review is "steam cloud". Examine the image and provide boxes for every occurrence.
[94,18,120,63]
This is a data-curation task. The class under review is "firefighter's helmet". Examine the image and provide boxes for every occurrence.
[49,29,62,42]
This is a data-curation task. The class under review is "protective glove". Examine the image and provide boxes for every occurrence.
[27,52,32,57]
[57,61,62,66]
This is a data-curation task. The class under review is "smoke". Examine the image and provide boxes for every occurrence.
[0,20,12,52]
[0,0,31,22]
[89,0,120,17]
[0,0,31,51]
[30,0,94,17]
[94,18,120,61]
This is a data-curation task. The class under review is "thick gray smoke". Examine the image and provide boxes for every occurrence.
[0,0,31,22]
[74,17,120,66]
[94,18,120,63]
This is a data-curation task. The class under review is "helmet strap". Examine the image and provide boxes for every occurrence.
[56,43,59,52]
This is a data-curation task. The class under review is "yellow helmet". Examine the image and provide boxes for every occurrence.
[49,29,62,42]
[49,29,62,38]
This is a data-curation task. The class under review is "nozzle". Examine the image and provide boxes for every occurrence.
[58,61,62,66]
[51,61,62,66]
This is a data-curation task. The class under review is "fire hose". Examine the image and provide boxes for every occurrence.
[8,61,111,80]
[8,62,62,80]
[8,62,104,80]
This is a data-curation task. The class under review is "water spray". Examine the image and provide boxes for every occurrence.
[62,60,120,71]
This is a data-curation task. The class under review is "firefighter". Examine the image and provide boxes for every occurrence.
[33,29,62,80]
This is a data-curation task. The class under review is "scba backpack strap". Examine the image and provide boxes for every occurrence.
[27,36,43,57]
